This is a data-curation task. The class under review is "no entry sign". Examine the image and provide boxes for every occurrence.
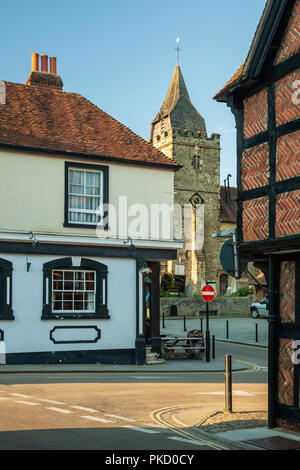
[201,285,216,302]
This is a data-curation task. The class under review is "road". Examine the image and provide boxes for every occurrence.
[0,343,267,450]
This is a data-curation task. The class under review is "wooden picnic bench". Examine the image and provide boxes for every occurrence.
[161,336,205,360]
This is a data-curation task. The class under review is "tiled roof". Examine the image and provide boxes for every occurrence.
[220,186,237,223]
[213,63,245,102]
[0,80,179,169]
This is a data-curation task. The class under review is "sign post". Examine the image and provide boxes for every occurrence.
[201,284,216,362]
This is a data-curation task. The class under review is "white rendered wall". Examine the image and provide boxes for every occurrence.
[0,254,136,355]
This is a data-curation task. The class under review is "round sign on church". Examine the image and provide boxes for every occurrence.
[201,285,216,302]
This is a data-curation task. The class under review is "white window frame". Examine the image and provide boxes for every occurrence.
[52,269,96,314]
[68,167,104,225]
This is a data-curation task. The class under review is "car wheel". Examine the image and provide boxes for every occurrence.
[251,308,259,318]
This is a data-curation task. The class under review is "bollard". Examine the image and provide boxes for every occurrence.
[183,315,187,332]
[225,355,232,413]
[226,320,229,339]
[162,313,165,329]
[212,335,215,359]
[255,323,258,343]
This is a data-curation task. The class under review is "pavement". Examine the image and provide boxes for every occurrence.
[0,316,265,374]
[171,406,300,450]
[161,315,268,348]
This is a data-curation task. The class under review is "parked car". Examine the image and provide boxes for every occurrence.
[250,298,269,318]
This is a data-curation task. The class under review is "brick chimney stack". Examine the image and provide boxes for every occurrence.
[26,53,63,90]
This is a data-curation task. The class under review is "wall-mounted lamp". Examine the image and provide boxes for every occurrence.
[30,232,40,247]
[139,266,152,276]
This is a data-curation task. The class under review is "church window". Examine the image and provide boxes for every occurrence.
[193,155,200,169]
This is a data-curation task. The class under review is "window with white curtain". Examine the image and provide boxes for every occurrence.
[68,167,103,224]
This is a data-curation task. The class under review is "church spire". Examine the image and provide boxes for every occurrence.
[151,65,207,137]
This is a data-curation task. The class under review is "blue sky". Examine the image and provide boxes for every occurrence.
[1,0,266,185]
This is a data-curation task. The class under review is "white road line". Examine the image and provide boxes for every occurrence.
[15,400,40,406]
[123,426,161,434]
[38,399,67,405]
[194,390,266,397]
[81,415,116,424]
[11,393,32,398]
[47,407,73,414]
[71,406,99,413]
[104,414,137,422]
[168,436,206,446]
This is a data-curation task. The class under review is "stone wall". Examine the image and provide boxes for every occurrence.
[160,296,254,317]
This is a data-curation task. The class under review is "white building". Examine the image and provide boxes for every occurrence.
[0,53,181,365]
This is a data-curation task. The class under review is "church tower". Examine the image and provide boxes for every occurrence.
[150,65,221,295]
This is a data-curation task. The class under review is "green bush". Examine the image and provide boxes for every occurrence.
[234,286,254,297]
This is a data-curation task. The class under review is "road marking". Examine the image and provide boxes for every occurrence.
[168,436,206,446]
[71,406,99,413]
[123,426,161,434]
[81,415,115,424]
[143,423,168,428]
[38,399,67,405]
[194,390,266,397]
[11,393,32,398]
[15,400,40,406]
[47,407,73,414]
[104,414,137,422]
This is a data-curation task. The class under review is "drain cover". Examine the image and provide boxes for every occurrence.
[244,436,300,450]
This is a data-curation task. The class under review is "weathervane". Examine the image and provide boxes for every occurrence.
[175,37,181,65]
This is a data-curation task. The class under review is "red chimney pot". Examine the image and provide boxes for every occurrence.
[50,57,57,74]
[41,54,48,72]
[31,53,39,72]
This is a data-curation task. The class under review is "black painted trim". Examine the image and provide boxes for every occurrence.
[268,83,276,240]
[42,257,109,320]
[50,325,101,344]
[232,106,244,244]
[276,177,300,194]
[5,348,136,365]
[238,236,300,259]
[246,0,289,79]
[244,131,269,149]
[135,258,146,365]
[0,258,14,320]
[277,402,300,425]
[240,118,300,152]
[240,186,269,202]
[0,241,178,261]
[277,118,300,139]
[64,161,109,230]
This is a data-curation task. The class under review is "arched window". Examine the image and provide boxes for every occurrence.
[0,258,13,320]
[42,258,109,320]
[192,155,200,169]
